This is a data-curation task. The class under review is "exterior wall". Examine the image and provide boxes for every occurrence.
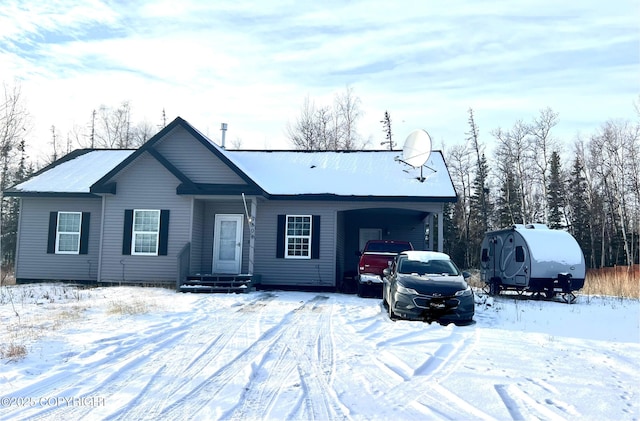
[99,153,192,283]
[15,197,102,281]
[252,200,441,287]
[253,201,337,287]
[154,125,245,184]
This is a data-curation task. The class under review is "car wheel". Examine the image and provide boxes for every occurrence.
[387,298,397,321]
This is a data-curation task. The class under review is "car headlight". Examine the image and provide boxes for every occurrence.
[455,286,473,297]
[396,284,419,295]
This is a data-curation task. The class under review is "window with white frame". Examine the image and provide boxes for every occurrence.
[132,209,160,255]
[56,212,82,254]
[286,215,312,258]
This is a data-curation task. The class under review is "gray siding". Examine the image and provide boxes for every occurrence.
[15,197,102,281]
[253,201,337,287]
[155,125,246,184]
[99,153,191,283]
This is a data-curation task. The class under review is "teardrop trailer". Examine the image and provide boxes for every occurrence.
[479,224,586,303]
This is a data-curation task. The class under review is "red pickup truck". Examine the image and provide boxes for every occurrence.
[357,240,413,297]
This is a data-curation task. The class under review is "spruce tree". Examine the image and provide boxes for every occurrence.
[469,153,491,265]
[496,169,522,228]
[546,151,564,229]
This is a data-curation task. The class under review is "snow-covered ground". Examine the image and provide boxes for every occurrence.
[0,283,638,421]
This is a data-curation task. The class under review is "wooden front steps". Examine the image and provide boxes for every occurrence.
[179,274,260,293]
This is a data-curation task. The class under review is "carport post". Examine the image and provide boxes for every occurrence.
[437,211,443,252]
[426,214,434,250]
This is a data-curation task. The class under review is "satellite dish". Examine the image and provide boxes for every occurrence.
[402,129,431,168]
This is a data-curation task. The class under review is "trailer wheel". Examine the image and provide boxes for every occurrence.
[489,279,502,296]
[544,287,555,299]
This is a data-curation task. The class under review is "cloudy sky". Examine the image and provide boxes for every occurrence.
[1,0,638,162]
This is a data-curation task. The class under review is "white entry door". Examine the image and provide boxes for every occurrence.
[213,214,243,274]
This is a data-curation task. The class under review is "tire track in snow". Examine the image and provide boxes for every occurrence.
[336,306,491,420]
[157,295,349,420]
[104,292,279,420]
[1,318,194,421]
[1,293,275,421]
[495,383,569,421]
[390,326,494,420]
[221,336,299,420]
[279,298,348,421]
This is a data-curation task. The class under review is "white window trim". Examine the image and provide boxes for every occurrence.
[55,211,82,254]
[285,214,312,259]
[132,209,160,256]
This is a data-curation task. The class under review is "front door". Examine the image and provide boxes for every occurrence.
[213,214,243,274]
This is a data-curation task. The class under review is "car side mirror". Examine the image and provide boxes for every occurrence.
[383,268,391,277]
[462,271,471,279]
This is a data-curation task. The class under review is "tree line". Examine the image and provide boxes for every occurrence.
[1,80,638,272]
[444,105,640,270]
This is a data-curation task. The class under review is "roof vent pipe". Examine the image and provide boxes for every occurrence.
[220,123,227,149]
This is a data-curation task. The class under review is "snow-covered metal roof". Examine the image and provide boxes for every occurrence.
[8,150,135,194]
[8,148,456,199]
[227,150,456,198]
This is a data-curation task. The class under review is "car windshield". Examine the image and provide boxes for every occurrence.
[398,258,460,276]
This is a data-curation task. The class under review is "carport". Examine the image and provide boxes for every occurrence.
[335,206,443,290]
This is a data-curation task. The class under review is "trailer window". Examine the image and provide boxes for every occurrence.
[515,246,525,262]
[481,248,489,262]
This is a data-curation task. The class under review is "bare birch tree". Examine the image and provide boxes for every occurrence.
[0,81,31,269]
[528,107,560,222]
[287,87,364,150]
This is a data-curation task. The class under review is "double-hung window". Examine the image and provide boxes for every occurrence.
[56,212,82,254]
[132,209,160,255]
[286,215,312,259]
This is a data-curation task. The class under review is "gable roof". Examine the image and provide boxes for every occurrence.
[5,117,457,202]
[89,117,264,195]
[5,149,135,197]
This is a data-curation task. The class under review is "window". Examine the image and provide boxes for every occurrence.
[132,210,160,255]
[515,245,525,262]
[47,211,90,255]
[122,209,169,256]
[56,212,82,254]
[286,215,312,258]
[276,214,320,259]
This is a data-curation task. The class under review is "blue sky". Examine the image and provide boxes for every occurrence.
[1,0,638,161]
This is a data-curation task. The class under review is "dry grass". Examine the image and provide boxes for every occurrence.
[583,265,639,299]
[467,266,639,299]
[0,284,89,361]
[0,343,27,361]
[107,298,156,315]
